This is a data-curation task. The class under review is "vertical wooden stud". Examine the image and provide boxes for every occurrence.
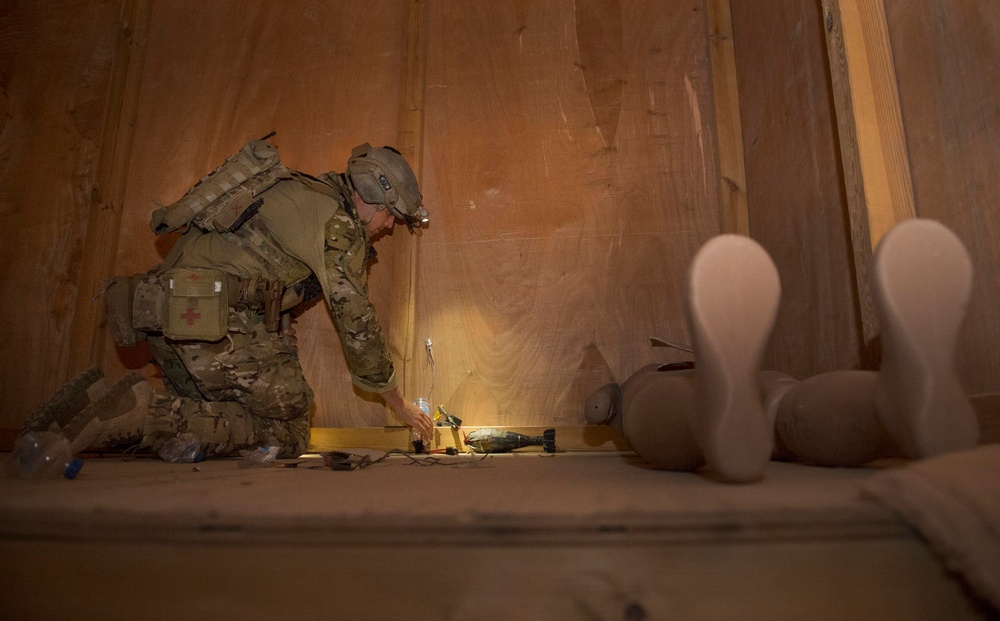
[707,0,750,236]
[822,0,915,346]
[388,0,428,419]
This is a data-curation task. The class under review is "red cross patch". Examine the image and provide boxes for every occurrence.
[181,307,201,325]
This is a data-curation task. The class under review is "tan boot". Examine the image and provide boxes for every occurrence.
[20,367,108,436]
[62,372,153,454]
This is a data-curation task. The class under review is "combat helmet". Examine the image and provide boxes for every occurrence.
[347,143,429,231]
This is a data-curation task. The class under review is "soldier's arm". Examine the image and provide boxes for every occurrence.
[323,217,397,394]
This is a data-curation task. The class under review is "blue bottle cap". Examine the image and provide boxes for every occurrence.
[64,458,84,480]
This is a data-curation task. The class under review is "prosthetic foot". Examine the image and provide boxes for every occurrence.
[61,372,153,454]
[873,219,978,458]
[20,367,108,436]
[685,235,781,482]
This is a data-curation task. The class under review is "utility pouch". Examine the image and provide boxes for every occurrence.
[162,268,229,341]
[132,273,166,333]
[104,274,145,347]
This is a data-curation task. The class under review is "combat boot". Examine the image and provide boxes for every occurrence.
[62,372,153,454]
[20,367,108,436]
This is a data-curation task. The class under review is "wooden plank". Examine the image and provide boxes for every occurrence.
[66,0,151,377]
[822,0,917,349]
[387,0,429,424]
[832,0,915,248]
[730,0,866,376]
[414,2,720,426]
[821,0,877,348]
[309,425,631,453]
[0,455,977,618]
[882,0,1000,396]
[707,0,749,236]
[2,538,980,620]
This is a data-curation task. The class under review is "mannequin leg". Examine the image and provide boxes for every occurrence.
[620,235,780,482]
[770,219,977,466]
[620,367,702,471]
[683,235,780,481]
[772,370,900,466]
[873,219,978,457]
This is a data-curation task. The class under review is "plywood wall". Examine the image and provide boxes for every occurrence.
[729,0,866,377]
[883,0,1000,396]
[0,1,121,428]
[411,1,721,425]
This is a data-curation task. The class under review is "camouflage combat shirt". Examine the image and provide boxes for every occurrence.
[161,172,397,393]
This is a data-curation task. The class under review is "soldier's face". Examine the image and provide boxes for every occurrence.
[365,207,395,239]
[355,191,396,239]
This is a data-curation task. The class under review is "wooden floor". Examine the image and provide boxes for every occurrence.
[0,452,991,620]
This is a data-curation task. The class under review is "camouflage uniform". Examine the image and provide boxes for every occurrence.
[143,172,395,457]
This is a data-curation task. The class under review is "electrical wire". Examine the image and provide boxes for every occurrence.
[424,337,435,405]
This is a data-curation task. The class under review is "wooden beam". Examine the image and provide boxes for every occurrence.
[308,425,632,453]
[65,0,151,375]
[387,0,428,422]
[822,0,916,346]
[707,0,749,236]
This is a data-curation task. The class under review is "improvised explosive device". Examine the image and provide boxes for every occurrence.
[464,428,556,454]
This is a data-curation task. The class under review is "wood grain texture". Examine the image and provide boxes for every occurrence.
[0,457,983,618]
[821,0,880,349]
[832,0,915,249]
[883,0,1000,395]
[0,1,121,428]
[730,0,865,377]
[66,0,150,378]
[415,1,719,426]
[575,0,625,148]
[389,0,428,415]
[106,1,409,427]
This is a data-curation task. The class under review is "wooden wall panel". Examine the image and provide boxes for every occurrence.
[108,1,408,427]
[730,0,865,378]
[884,0,1000,396]
[0,1,120,428]
[413,1,721,425]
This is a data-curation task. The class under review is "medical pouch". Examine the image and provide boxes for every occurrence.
[162,268,229,341]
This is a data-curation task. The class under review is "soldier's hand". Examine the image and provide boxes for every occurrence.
[281,322,298,351]
[382,388,433,440]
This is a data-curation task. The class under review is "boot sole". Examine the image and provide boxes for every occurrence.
[20,367,106,435]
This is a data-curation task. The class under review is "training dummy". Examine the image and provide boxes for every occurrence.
[585,219,979,483]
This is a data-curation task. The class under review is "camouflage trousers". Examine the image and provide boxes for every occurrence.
[144,315,312,458]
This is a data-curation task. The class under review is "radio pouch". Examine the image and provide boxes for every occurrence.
[162,268,229,341]
[104,274,145,347]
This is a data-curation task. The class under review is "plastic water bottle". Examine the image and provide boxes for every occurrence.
[157,432,204,463]
[410,398,432,452]
[8,431,83,480]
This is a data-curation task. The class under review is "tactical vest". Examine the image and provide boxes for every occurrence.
[110,138,346,344]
